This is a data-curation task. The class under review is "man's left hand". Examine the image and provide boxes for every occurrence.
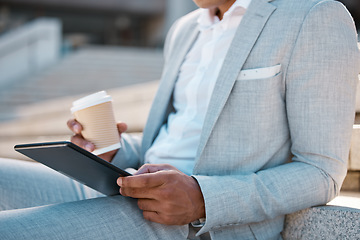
[117,164,205,225]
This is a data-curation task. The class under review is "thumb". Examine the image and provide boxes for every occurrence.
[134,164,177,175]
[117,122,128,134]
[134,164,164,175]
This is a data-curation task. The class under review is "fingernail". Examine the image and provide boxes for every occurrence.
[85,143,93,152]
[117,177,122,187]
[74,125,81,133]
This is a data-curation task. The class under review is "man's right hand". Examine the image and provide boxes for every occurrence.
[67,118,128,162]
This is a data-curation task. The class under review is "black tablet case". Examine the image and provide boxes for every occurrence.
[15,141,131,196]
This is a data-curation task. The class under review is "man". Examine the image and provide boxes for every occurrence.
[0,0,359,239]
[338,0,360,30]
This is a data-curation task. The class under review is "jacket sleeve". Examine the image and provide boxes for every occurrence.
[193,1,360,235]
[111,133,143,170]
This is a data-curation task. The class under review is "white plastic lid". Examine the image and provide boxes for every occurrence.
[71,91,112,113]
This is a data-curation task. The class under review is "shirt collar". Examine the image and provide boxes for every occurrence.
[197,0,253,30]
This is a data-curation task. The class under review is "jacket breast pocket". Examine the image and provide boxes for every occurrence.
[229,65,285,114]
[236,64,282,81]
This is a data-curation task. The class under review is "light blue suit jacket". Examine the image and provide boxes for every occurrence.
[112,0,360,239]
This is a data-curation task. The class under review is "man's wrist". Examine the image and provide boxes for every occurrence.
[190,176,206,220]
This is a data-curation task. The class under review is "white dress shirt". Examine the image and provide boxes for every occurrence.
[145,0,252,175]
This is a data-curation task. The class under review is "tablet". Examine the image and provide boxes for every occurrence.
[14,141,131,196]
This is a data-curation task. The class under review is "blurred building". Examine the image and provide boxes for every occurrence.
[0,0,197,121]
[0,0,197,48]
[0,0,358,49]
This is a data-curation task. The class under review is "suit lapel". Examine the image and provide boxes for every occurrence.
[195,0,277,162]
[141,21,200,157]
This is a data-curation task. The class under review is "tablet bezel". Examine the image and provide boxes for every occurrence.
[14,141,131,196]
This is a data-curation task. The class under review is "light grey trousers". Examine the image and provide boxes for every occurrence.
[0,158,191,239]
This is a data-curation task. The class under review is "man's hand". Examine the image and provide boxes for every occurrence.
[117,164,205,225]
[67,118,127,162]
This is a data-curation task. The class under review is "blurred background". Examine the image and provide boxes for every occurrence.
[0,0,198,120]
[0,0,199,160]
[0,0,359,192]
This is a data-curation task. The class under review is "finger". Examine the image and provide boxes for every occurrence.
[67,119,82,134]
[137,199,160,212]
[142,211,162,224]
[71,134,94,152]
[116,122,128,133]
[120,186,159,199]
[97,149,118,162]
[135,164,177,175]
[134,164,157,175]
[142,211,176,225]
[117,173,165,188]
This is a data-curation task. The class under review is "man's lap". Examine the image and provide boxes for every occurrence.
[0,158,102,210]
[0,158,188,239]
[0,195,188,239]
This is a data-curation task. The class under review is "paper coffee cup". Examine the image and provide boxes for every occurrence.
[71,91,120,155]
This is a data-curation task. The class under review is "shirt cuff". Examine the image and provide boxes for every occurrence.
[191,218,206,228]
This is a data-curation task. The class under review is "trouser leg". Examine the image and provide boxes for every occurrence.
[0,158,188,239]
[0,158,103,210]
[0,195,188,240]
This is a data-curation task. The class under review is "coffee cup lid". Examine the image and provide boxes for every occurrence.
[71,91,112,113]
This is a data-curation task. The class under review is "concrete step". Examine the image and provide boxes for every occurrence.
[328,191,360,209]
[0,80,158,160]
[350,125,360,171]
[356,76,360,112]
[0,45,164,121]
[342,171,360,192]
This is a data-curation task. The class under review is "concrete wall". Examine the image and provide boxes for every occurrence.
[164,0,197,38]
[0,18,61,88]
[283,204,360,239]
